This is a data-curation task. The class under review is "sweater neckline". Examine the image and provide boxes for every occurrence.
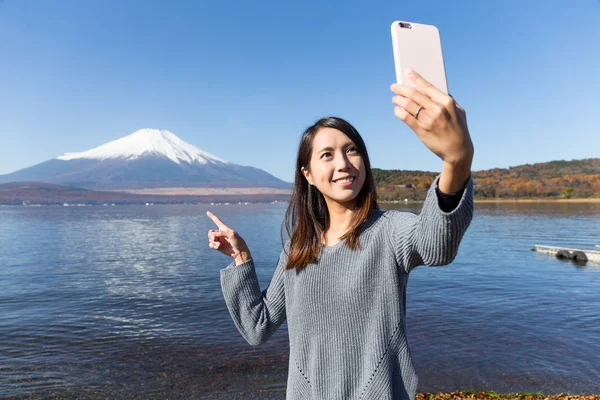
[321,209,385,252]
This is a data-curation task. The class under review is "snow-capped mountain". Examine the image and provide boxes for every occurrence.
[0,129,291,190]
[57,128,228,165]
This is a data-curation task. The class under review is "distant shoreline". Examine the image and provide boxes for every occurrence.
[113,187,292,196]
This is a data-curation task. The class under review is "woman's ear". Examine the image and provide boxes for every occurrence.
[301,166,313,185]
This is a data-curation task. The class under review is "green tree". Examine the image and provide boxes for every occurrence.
[561,187,574,199]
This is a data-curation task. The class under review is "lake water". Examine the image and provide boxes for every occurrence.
[1,202,599,399]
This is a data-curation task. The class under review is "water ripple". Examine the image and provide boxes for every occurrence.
[1,202,599,396]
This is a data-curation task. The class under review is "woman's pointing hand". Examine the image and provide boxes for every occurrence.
[206,211,251,262]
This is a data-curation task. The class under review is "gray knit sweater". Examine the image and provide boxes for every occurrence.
[220,174,474,399]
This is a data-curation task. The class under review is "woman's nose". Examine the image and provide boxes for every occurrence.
[337,154,351,170]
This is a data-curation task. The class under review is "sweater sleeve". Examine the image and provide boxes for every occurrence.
[219,245,288,346]
[384,173,474,274]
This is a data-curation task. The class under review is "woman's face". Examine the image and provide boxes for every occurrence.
[301,127,366,210]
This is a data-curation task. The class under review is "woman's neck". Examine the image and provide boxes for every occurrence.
[325,203,357,237]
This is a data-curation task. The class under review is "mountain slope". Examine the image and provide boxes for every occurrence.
[0,129,291,190]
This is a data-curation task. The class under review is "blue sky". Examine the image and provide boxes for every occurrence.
[1,0,599,183]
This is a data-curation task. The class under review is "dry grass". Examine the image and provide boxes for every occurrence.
[474,198,600,203]
[416,391,600,400]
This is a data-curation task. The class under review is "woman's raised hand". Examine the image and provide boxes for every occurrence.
[206,211,250,261]
[390,69,474,166]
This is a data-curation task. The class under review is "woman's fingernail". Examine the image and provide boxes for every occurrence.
[406,68,413,77]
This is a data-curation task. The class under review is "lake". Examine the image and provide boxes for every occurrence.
[1,201,599,399]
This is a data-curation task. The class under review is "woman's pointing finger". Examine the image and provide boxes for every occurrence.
[206,211,229,230]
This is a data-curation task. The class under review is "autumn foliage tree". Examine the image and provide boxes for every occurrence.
[373,158,600,201]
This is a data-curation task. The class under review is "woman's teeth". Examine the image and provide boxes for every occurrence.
[335,177,354,183]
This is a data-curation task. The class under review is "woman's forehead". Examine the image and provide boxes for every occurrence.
[312,128,354,148]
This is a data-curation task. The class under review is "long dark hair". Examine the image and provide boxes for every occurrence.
[281,116,379,271]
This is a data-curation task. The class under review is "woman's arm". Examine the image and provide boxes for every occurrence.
[388,69,475,272]
[207,212,288,346]
[220,252,287,346]
[385,174,474,274]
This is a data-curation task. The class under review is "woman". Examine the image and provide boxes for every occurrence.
[207,69,474,400]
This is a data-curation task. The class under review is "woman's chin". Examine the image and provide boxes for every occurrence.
[325,194,359,208]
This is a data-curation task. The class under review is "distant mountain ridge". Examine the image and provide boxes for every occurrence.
[472,158,600,198]
[2,141,598,203]
[374,158,600,200]
[477,158,600,176]
[0,129,291,190]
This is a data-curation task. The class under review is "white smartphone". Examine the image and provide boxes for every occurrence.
[390,21,448,94]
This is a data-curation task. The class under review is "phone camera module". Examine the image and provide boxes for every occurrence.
[398,22,412,29]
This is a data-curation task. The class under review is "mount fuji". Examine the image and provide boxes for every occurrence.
[0,129,291,190]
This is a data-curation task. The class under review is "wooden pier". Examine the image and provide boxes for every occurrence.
[533,244,600,264]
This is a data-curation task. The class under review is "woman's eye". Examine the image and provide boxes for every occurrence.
[321,152,332,159]
[348,147,358,153]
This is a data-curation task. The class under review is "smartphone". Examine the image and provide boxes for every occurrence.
[390,21,448,94]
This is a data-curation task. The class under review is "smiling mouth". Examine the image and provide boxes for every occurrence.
[333,176,355,184]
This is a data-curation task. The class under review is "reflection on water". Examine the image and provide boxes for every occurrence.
[0,202,599,397]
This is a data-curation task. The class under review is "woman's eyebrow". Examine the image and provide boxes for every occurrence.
[317,146,335,153]
[317,143,355,153]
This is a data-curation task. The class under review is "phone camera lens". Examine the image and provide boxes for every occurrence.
[398,22,412,29]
